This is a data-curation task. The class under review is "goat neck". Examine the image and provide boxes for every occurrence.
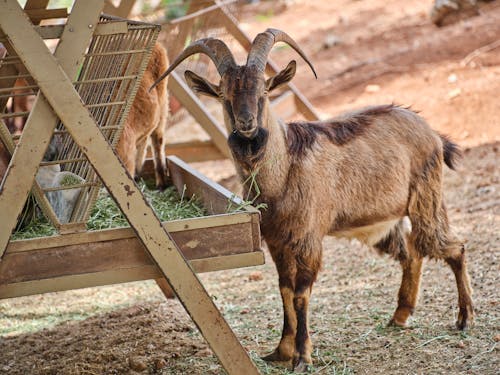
[227,95,291,201]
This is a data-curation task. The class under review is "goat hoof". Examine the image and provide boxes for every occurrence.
[388,306,413,328]
[456,306,474,330]
[387,318,407,328]
[292,358,313,373]
[261,349,292,362]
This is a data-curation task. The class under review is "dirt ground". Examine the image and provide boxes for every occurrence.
[1,0,499,374]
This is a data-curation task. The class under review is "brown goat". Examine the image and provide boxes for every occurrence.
[117,42,170,189]
[152,29,474,372]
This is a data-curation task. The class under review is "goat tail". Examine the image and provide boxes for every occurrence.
[439,134,462,170]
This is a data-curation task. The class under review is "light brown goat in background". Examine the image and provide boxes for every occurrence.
[153,29,474,372]
[117,42,170,190]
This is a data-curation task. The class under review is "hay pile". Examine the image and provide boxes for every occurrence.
[12,181,206,240]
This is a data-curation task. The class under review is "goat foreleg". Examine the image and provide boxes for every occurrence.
[292,242,321,372]
[264,239,322,372]
[262,245,297,362]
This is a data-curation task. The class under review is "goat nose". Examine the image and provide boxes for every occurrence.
[237,113,255,129]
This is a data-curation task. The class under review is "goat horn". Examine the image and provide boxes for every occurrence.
[246,28,317,79]
[150,38,236,91]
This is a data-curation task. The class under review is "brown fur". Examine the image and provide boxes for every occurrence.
[168,36,474,371]
[4,78,35,135]
[0,141,10,184]
[116,43,170,190]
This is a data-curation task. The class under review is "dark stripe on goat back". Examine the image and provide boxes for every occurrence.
[287,104,396,157]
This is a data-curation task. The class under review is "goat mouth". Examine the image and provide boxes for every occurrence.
[236,128,258,139]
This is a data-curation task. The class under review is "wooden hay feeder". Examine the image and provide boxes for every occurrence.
[0,1,263,373]
[0,155,264,299]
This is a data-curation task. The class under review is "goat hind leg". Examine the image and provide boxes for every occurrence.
[150,123,170,190]
[389,251,423,327]
[444,241,474,330]
[373,223,422,328]
[134,136,149,181]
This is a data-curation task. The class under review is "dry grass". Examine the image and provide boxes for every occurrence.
[11,181,206,240]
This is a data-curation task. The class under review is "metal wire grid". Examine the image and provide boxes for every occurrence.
[0,15,160,229]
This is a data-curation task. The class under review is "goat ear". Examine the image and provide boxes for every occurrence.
[184,70,220,99]
[266,60,296,92]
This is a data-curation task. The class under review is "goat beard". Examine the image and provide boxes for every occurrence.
[228,127,269,169]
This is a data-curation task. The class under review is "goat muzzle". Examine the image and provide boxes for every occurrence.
[234,128,258,140]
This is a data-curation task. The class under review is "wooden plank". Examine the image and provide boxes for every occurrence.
[0,0,104,256]
[191,251,264,273]
[58,222,87,234]
[7,213,253,253]
[168,155,256,215]
[1,222,259,284]
[25,8,68,21]
[0,266,160,299]
[24,0,50,11]
[34,22,129,40]
[142,140,224,166]
[0,251,265,299]
[166,0,207,60]
[0,4,260,373]
[168,72,231,158]
[169,0,238,25]
[165,140,225,161]
[155,277,175,298]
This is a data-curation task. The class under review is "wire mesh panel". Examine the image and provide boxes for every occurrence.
[0,15,160,230]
